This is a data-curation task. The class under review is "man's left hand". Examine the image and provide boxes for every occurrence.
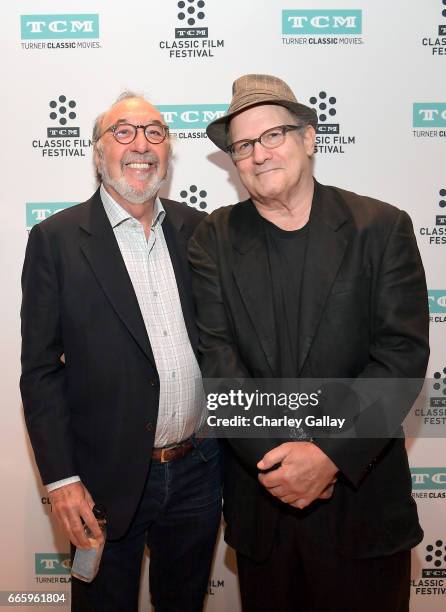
[257,442,338,509]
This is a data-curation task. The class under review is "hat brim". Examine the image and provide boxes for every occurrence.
[206,100,318,152]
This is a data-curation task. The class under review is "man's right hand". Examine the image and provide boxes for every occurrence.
[48,482,103,549]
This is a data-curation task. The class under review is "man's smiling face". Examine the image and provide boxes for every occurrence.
[228,104,315,205]
[94,97,170,208]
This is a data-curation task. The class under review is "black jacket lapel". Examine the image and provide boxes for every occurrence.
[230,201,277,375]
[297,182,352,373]
[78,191,156,366]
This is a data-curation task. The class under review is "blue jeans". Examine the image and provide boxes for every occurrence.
[72,437,221,612]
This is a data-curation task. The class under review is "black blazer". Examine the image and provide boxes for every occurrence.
[20,189,205,539]
[189,181,429,561]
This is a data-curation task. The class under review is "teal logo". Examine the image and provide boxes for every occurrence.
[282,10,362,35]
[35,553,71,575]
[26,202,78,229]
[21,14,99,39]
[429,291,446,313]
[411,468,446,489]
[413,103,446,127]
[158,105,228,130]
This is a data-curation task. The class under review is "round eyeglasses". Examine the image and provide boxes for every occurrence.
[227,124,304,161]
[97,122,169,145]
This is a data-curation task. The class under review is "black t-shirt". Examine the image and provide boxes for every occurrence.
[263,217,309,378]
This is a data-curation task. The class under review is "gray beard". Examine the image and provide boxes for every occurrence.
[98,155,167,205]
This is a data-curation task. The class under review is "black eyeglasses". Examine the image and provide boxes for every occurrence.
[227,124,305,160]
[96,122,169,145]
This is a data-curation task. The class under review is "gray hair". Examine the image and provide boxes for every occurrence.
[287,108,313,128]
[92,91,170,184]
[92,90,149,144]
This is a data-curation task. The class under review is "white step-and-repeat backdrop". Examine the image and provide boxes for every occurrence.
[1,1,445,610]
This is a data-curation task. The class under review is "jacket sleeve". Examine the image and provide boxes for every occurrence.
[189,216,281,469]
[315,209,429,486]
[20,223,76,485]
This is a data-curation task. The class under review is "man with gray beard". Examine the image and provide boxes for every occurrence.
[20,93,221,612]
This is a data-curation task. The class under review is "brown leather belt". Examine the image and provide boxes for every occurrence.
[152,437,202,463]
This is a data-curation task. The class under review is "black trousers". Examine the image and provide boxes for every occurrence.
[236,510,411,612]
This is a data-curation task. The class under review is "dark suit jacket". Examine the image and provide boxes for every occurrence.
[189,180,429,561]
[20,188,205,539]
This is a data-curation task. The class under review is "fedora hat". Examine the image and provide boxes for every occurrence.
[206,74,318,151]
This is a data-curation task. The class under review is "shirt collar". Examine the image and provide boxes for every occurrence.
[100,183,166,230]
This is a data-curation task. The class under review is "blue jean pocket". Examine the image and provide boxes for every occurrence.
[193,437,220,463]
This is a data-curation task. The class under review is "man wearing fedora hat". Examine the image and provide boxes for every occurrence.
[189,74,429,611]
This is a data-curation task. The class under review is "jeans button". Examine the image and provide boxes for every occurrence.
[146,422,154,432]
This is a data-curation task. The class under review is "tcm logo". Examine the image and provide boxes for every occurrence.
[411,468,446,489]
[21,14,99,39]
[310,91,338,134]
[437,188,446,226]
[282,10,362,35]
[35,553,71,575]
[180,184,208,210]
[429,291,446,313]
[26,203,78,229]
[422,540,446,577]
[430,367,446,408]
[177,0,205,26]
[176,0,207,38]
[47,95,80,137]
[49,95,77,127]
[413,104,446,128]
[158,105,228,130]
